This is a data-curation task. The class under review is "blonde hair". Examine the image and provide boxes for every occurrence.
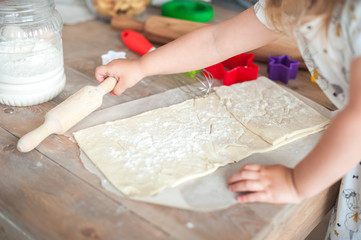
[264,0,342,33]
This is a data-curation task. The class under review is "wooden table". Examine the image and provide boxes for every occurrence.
[0,4,339,240]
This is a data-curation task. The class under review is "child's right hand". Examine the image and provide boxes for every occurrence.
[227,163,302,204]
[95,59,145,96]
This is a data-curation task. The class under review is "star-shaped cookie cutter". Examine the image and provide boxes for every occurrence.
[204,53,259,86]
[267,55,300,84]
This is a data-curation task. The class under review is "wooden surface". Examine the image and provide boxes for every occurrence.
[0,4,339,240]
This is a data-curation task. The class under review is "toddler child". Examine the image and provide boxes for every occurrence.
[95,1,361,238]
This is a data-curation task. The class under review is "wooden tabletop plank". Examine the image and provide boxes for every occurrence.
[105,184,338,240]
[0,127,171,240]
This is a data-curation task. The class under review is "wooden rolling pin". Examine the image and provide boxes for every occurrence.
[111,15,305,67]
[17,77,117,153]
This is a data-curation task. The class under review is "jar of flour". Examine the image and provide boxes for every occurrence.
[0,0,66,106]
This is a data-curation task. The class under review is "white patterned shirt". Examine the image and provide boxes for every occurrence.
[255,0,361,109]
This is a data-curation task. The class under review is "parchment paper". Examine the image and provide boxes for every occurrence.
[67,77,337,212]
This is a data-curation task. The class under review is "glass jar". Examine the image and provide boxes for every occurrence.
[0,0,65,106]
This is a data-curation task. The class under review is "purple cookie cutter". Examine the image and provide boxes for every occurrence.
[267,55,300,84]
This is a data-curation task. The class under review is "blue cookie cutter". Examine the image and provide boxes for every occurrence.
[267,55,300,84]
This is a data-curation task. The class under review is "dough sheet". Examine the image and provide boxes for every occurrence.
[73,77,330,198]
[214,78,330,145]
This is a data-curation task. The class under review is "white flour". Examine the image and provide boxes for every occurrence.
[0,38,62,79]
[0,27,65,106]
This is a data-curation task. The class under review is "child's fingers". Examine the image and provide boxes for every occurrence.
[112,81,129,96]
[95,74,106,83]
[227,170,260,184]
[241,163,262,171]
[237,191,269,203]
[228,180,265,192]
[95,66,108,83]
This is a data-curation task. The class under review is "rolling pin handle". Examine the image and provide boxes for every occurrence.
[97,77,117,94]
[111,15,145,32]
[17,121,55,153]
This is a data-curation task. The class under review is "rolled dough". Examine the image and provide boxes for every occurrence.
[215,78,329,145]
[73,77,329,198]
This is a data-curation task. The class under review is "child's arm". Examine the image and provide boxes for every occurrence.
[228,56,361,204]
[95,6,281,95]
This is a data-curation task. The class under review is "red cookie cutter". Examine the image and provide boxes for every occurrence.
[204,53,259,86]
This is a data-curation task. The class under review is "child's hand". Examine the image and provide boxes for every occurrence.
[227,164,302,204]
[95,59,145,96]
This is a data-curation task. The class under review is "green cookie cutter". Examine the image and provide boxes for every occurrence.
[161,0,214,23]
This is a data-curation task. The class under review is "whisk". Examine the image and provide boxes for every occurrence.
[173,69,214,97]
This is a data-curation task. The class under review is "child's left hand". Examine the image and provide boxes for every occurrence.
[227,164,302,204]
